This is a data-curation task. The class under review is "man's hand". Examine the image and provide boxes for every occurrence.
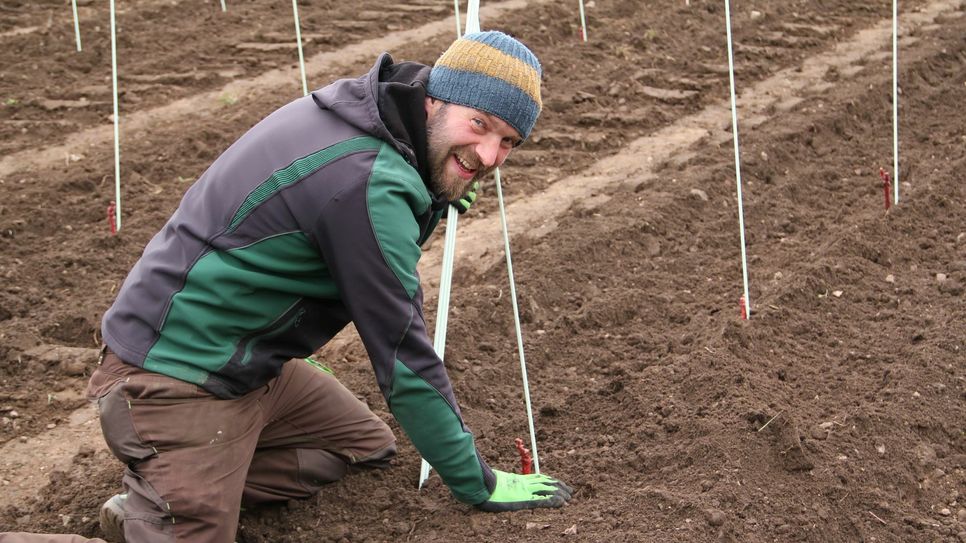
[476,469,573,512]
[450,181,480,214]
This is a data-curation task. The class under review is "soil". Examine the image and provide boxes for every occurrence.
[1,0,964,542]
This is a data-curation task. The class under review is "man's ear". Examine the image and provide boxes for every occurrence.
[425,96,442,117]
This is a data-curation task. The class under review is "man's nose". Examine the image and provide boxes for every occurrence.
[475,138,501,168]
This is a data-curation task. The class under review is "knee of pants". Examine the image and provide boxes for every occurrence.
[129,467,238,524]
[98,385,158,466]
[298,449,348,491]
[355,440,397,469]
[361,416,395,449]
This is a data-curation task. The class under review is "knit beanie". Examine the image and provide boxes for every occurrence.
[427,31,543,141]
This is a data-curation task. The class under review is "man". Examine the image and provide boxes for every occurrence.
[12,30,569,543]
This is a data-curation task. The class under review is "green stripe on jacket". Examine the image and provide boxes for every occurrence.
[228,136,383,232]
[366,144,488,503]
[366,144,431,298]
[144,232,334,380]
[390,360,490,504]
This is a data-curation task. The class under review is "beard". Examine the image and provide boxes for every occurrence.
[426,105,493,201]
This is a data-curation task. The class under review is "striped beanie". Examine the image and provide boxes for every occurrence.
[427,31,543,141]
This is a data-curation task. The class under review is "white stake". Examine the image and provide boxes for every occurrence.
[292,0,308,96]
[465,0,480,33]
[109,0,121,231]
[418,205,461,488]
[723,0,751,317]
[493,168,540,474]
[891,0,899,205]
[420,0,481,490]
[71,0,82,51]
[578,0,588,42]
[419,0,542,487]
[220,0,227,12]
[453,0,462,38]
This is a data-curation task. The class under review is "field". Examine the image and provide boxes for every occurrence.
[1,0,964,541]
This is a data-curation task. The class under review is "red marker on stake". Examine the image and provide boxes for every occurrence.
[879,168,891,211]
[739,295,748,320]
[514,438,533,475]
[107,202,117,235]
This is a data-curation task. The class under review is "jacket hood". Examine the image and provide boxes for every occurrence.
[311,53,439,201]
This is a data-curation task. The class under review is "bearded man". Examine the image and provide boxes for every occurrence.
[79,30,571,543]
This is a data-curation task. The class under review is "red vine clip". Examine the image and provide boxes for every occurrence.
[514,438,533,475]
[879,167,892,211]
[106,202,117,235]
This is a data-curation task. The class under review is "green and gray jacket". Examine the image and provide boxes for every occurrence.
[101,54,495,504]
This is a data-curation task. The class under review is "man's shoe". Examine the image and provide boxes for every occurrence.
[99,493,127,543]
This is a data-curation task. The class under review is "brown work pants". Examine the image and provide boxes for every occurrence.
[84,352,395,542]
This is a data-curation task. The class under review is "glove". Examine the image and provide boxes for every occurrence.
[475,469,573,512]
[450,181,480,214]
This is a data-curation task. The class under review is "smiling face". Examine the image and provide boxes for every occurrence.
[424,97,522,201]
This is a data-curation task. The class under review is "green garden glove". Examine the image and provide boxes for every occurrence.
[475,469,573,512]
[450,181,480,214]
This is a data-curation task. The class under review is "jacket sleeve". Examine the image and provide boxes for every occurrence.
[313,145,495,504]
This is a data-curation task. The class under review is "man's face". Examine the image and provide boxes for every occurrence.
[425,98,523,201]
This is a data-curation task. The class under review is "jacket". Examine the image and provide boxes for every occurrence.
[101,54,496,504]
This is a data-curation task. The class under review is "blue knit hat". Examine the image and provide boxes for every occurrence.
[427,31,543,141]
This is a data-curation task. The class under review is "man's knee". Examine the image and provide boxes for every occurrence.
[297,449,348,490]
[297,441,396,489]
[354,440,397,470]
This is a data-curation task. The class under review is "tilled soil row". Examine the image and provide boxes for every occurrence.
[0,0,924,370]
[0,0,456,155]
[0,0,545,178]
[385,10,964,543]
[9,0,952,513]
[0,0,946,504]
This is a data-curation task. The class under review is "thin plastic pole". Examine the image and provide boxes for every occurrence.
[71,0,82,51]
[220,0,227,11]
[418,206,460,488]
[723,0,751,317]
[465,0,480,33]
[453,0,462,38]
[471,0,539,475]
[291,0,308,96]
[493,169,540,474]
[419,0,541,486]
[420,0,480,489]
[578,0,588,42]
[109,0,121,231]
[891,0,899,205]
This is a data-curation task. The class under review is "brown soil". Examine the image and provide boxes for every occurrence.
[1,0,964,541]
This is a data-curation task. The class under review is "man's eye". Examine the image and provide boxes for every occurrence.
[472,118,486,129]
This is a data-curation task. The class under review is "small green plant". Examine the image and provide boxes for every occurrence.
[218,93,238,106]
[4,98,19,106]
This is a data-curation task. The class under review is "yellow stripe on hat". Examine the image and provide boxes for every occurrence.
[434,40,542,107]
